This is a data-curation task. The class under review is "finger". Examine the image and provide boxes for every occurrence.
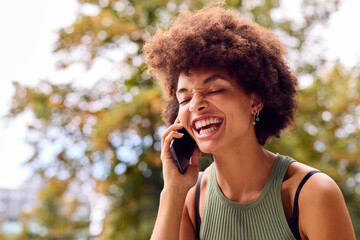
[162,130,184,150]
[161,123,183,142]
[164,130,184,143]
[161,131,184,164]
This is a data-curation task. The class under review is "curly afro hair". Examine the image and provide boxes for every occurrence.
[143,2,298,145]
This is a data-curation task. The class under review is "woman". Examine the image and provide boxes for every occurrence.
[143,2,355,240]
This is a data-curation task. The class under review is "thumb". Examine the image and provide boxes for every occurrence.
[189,146,200,168]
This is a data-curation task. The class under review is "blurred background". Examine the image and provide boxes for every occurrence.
[0,0,360,239]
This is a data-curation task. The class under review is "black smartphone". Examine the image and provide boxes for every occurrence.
[170,128,197,174]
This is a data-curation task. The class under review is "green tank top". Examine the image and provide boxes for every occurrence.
[200,155,297,240]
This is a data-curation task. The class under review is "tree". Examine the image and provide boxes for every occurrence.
[6,0,359,238]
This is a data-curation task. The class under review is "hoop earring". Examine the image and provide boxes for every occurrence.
[253,112,260,125]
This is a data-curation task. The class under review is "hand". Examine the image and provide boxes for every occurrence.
[160,118,200,194]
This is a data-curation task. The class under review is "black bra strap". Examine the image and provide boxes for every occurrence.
[289,170,321,240]
[195,172,204,239]
[292,170,321,217]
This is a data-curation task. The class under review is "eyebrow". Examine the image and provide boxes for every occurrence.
[176,74,227,94]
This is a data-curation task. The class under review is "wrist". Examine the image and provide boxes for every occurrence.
[161,187,188,203]
[159,188,188,216]
[162,184,190,199]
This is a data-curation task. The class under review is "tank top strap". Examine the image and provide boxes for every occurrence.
[269,155,296,190]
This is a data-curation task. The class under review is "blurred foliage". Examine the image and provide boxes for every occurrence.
[3,0,360,238]
[16,178,90,239]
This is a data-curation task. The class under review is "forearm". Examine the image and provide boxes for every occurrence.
[151,189,187,240]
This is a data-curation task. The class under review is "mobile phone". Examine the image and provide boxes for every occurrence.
[170,128,197,174]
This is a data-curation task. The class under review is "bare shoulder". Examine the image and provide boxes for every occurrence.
[286,161,355,239]
[285,161,343,203]
[298,166,344,214]
[281,161,318,200]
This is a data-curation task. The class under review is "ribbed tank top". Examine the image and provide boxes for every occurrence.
[200,155,297,240]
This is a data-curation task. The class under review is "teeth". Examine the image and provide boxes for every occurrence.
[199,126,218,135]
[201,120,206,127]
[194,117,222,130]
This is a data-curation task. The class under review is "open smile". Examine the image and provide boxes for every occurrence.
[192,116,223,135]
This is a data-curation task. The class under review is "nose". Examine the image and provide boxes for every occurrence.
[189,93,208,113]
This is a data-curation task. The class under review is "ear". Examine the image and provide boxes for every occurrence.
[250,93,264,114]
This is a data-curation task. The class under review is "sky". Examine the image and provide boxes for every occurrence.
[0,0,78,189]
[0,0,360,189]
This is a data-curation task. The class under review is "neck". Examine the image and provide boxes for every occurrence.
[212,139,277,203]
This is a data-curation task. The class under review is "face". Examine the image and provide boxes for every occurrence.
[176,67,260,154]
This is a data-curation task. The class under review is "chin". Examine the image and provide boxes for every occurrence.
[197,143,217,155]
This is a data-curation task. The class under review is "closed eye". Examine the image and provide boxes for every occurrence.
[209,89,225,95]
[179,99,191,105]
